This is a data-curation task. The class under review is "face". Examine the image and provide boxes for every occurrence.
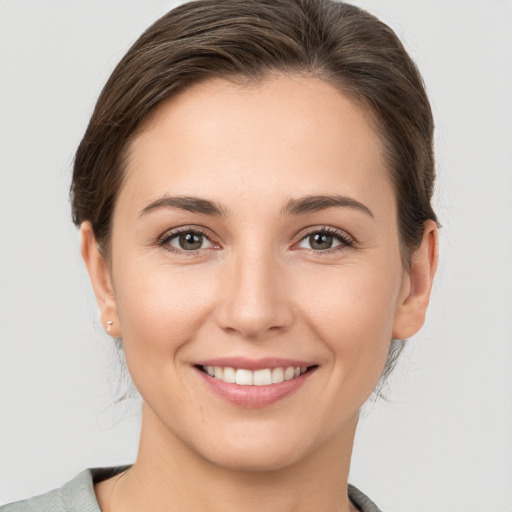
[86,74,430,472]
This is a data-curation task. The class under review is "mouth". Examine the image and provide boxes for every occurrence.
[193,360,318,407]
[196,364,315,386]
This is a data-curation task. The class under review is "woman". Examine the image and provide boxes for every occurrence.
[2,0,438,510]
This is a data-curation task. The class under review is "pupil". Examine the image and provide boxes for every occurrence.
[180,232,203,250]
[310,233,333,250]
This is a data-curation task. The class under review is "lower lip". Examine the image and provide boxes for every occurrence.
[195,367,315,408]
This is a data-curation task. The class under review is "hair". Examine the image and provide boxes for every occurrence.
[71,0,437,387]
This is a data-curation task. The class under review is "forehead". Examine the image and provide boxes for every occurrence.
[121,74,395,219]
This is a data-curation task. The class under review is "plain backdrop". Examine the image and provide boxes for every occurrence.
[1,1,511,511]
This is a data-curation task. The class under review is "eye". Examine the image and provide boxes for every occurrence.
[160,228,217,252]
[296,228,353,252]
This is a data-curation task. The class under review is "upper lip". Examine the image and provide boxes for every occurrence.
[194,357,316,371]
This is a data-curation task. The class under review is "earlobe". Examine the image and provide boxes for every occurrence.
[80,222,121,337]
[392,220,439,340]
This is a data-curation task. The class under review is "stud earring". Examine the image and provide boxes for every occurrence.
[106,321,113,333]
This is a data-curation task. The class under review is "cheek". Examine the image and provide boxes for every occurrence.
[298,260,403,381]
[113,261,216,366]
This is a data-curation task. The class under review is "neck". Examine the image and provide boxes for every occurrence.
[105,403,359,512]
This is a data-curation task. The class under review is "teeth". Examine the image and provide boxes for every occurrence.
[253,369,272,386]
[271,367,284,384]
[284,367,295,380]
[223,367,236,383]
[235,369,253,385]
[203,365,308,386]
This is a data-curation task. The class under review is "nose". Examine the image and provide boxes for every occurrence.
[215,244,294,340]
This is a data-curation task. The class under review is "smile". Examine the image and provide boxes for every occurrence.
[194,360,318,408]
[200,365,308,386]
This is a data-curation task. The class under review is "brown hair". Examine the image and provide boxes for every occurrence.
[71,0,437,387]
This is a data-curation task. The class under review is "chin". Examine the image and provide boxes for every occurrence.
[188,426,313,473]
[203,444,306,473]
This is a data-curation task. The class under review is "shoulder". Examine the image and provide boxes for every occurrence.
[3,471,380,512]
[1,467,129,512]
[348,483,384,512]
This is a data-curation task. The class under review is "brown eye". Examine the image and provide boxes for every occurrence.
[296,228,353,252]
[309,232,334,250]
[179,232,203,250]
[167,231,214,251]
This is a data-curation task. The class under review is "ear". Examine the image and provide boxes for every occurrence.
[80,222,121,337]
[392,220,439,339]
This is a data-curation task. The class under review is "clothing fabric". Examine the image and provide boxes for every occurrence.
[1,467,383,512]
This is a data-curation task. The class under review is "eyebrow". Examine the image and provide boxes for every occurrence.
[139,195,227,218]
[281,195,374,218]
[139,194,374,219]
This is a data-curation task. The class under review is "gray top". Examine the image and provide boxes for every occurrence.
[1,467,383,512]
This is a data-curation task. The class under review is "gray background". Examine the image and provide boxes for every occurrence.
[1,1,511,510]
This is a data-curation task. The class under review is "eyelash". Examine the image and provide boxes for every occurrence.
[157,226,354,255]
[295,226,354,255]
[157,226,217,255]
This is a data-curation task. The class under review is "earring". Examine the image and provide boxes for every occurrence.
[106,320,113,333]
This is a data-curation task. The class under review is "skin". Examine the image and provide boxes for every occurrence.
[82,74,438,512]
